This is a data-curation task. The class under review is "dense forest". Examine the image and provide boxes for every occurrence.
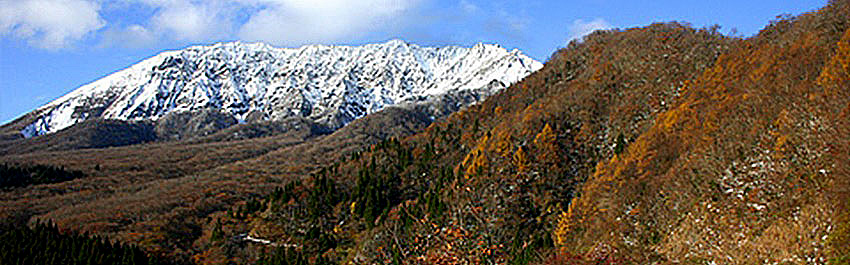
[0,221,163,265]
[0,163,84,189]
[2,1,850,264]
[236,1,850,263]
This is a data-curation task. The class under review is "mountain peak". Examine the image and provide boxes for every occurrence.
[17,40,542,138]
[384,39,408,46]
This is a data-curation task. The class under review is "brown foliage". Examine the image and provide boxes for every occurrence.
[559,3,850,263]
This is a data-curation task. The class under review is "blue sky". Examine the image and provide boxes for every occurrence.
[0,0,826,123]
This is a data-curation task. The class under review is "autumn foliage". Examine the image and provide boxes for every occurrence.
[3,2,850,264]
[558,1,850,263]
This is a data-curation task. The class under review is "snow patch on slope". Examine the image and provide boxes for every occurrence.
[21,40,542,137]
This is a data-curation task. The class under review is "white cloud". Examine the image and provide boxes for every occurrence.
[0,0,105,50]
[237,0,420,46]
[568,18,611,42]
[1,0,422,49]
[101,24,157,49]
[146,0,236,41]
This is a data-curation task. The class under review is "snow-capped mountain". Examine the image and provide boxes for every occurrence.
[20,39,542,138]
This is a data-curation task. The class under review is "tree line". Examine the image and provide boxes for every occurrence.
[0,221,165,265]
[0,163,84,189]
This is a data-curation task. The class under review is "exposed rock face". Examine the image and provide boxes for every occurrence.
[16,40,542,139]
[154,109,238,141]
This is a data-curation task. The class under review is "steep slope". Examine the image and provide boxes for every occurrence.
[233,22,735,264]
[0,76,506,155]
[5,2,850,264]
[10,40,541,139]
[292,3,848,264]
[0,119,156,155]
[558,3,850,263]
[238,4,848,263]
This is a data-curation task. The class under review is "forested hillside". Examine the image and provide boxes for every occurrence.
[2,1,850,264]
[235,17,731,265]
[0,221,164,265]
[235,2,850,264]
[555,2,850,262]
[0,106,436,264]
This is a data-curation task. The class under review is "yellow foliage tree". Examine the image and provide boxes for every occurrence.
[462,134,491,178]
[533,123,558,163]
[553,197,584,247]
[553,210,571,247]
[512,146,529,173]
[494,130,512,158]
[466,150,488,177]
[817,28,850,96]
[533,123,555,147]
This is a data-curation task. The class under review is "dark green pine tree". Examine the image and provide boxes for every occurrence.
[0,220,163,265]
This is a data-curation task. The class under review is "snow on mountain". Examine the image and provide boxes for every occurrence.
[20,39,542,138]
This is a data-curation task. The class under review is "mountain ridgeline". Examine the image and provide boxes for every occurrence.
[2,1,850,265]
[0,40,539,145]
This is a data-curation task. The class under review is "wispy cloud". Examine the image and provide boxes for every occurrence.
[144,0,238,41]
[5,0,423,50]
[100,24,157,49]
[0,0,105,50]
[237,0,420,46]
[567,18,612,42]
